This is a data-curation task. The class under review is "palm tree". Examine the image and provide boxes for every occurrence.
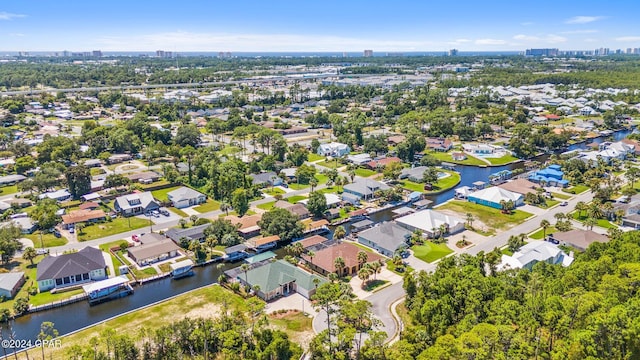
[357,251,368,268]
[554,212,566,223]
[369,260,382,280]
[307,250,315,265]
[334,225,346,240]
[309,178,318,192]
[22,247,37,265]
[587,202,603,220]
[190,215,198,225]
[240,264,250,286]
[220,201,231,216]
[348,169,356,183]
[499,200,508,214]
[608,227,623,239]
[582,217,597,231]
[575,201,587,218]
[358,265,373,286]
[466,213,475,228]
[540,219,551,239]
[178,218,187,228]
[334,256,346,276]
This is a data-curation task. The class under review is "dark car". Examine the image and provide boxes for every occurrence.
[53,230,61,238]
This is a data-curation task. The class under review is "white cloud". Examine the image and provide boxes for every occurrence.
[615,36,640,42]
[0,11,25,20]
[96,31,440,52]
[565,16,604,24]
[447,38,471,45]
[561,29,598,34]
[475,38,506,45]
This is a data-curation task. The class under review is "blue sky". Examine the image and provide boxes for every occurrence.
[1,0,640,52]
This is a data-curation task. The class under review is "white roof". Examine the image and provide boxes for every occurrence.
[170,259,194,271]
[82,275,129,294]
[395,209,464,233]
[298,193,341,207]
[468,187,523,203]
[499,241,573,270]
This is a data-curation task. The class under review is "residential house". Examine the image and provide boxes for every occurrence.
[426,138,453,152]
[298,193,341,208]
[167,187,207,208]
[365,157,401,170]
[301,242,382,276]
[400,166,430,182]
[347,153,372,166]
[249,235,280,252]
[114,192,159,216]
[343,179,390,201]
[249,172,283,187]
[499,240,573,270]
[224,244,248,261]
[274,201,310,219]
[61,209,107,229]
[528,164,569,187]
[226,214,262,238]
[0,272,25,299]
[128,237,181,266]
[233,259,326,301]
[462,143,499,155]
[36,247,107,291]
[396,210,465,238]
[165,223,210,243]
[6,215,37,234]
[549,229,609,251]
[467,187,524,209]
[125,171,161,184]
[317,142,350,157]
[452,152,467,161]
[387,135,406,146]
[107,154,132,164]
[497,178,539,196]
[83,159,102,168]
[358,222,412,257]
[38,189,72,202]
[0,174,26,186]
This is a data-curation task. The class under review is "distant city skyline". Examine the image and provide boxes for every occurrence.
[2,0,640,52]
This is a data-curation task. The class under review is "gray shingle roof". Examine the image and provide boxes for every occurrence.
[165,224,210,242]
[36,247,105,281]
[358,222,411,252]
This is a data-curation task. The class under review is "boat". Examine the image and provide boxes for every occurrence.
[82,276,133,305]
[170,259,195,279]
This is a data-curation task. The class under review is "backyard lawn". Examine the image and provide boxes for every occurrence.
[572,212,618,229]
[288,182,309,190]
[485,154,520,166]
[24,232,68,248]
[151,186,182,202]
[427,151,487,166]
[437,200,533,231]
[354,168,377,177]
[257,201,275,210]
[169,207,189,217]
[563,185,589,195]
[0,184,19,195]
[412,242,453,263]
[529,226,558,240]
[308,153,324,162]
[78,217,150,241]
[430,170,461,192]
[193,199,221,213]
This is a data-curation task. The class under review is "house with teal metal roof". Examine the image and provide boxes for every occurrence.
[236,259,326,301]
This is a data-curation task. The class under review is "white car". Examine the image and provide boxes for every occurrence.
[560,201,568,206]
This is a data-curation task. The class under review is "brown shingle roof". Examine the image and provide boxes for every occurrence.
[254,235,280,246]
[550,229,609,250]
[497,178,539,196]
[61,209,106,225]
[301,242,381,273]
[298,235,328,249]
[127,239,181,261]
[225,214,262,230]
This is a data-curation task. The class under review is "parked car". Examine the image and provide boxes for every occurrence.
[69,226,75,234]
[53,230,61,238]
[131,234,140,242]
[560,201,568,206]
[160,209,170,216]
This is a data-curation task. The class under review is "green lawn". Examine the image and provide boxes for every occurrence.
[308,153,324,162]
[30,288,85,306]
[193,199,221,213]
[362,279,389,292]
[437,200,533,231]
[257,201,276,210]
[99,240,130,252]
[0,184,19,195]
[529,226,558,240]
[316,160,340,169]
[315,173,329,184]
[501,248,514,256]
[169,207,189,217]
[398,180,424,193]
[24,232,68,248]
[25,286,253,359]
[535,199,560,209]
[485,154,520,165]
[263,187,285,196]
[427,151,487,166]
[354,168,377,177]
[564,185,589,195]
[269,310,313,333]
[288,182,309,190]
[412,242,453,263]
[430,170,461,192]
[0,256,43,313]
[151,186,182,202]
[287,195,307,203]
[77,217,150,241]
[90,167,106,176]
[551,192,572,200]
[316,186,342,195]
[218,145,242,156]
[572,212,618,229]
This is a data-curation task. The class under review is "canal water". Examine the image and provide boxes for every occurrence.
[2,128,633,349]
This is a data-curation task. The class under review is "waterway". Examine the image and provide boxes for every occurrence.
[1,128,633,351]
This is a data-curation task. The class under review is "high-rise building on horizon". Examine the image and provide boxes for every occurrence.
[363,49,373,57]
[449,49,458,56]
[525,48,559,57]
[92,50,102,57]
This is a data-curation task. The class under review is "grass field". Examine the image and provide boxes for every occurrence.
[316,160,340,169]
[257,201,275,210]
[218,145,242,156]
[78,217,149,241]
[563,184,589,195]
[529,226,558,240]
[263,187,285,196]
[151,186,182,202]
[427,151,487,166]
[485,154,520,165]
[437,200,533,231]
[354,168,377,177]
[551,192,572,200]
[412,242,453,263]
[24,232,68,248]
[17,286,252,360]
[398,180,424,193]
[169,207,189,217]
[430,170,461,192]
[0,184,18,195]
[308,153,324,162]
[572,212,618,229]
[287,195,307,203]
[193,199,220,213]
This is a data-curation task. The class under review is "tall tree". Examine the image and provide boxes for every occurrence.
[231,188,249,217]
[65,165,91,199]
[307,191,328,218]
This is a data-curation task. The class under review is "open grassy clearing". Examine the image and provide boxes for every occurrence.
[437,200,533,231]
[412,242,453,263]
[77,217,149,241]
[193,199,220,213]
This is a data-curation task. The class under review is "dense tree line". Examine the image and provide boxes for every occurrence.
[392,231,640,359]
